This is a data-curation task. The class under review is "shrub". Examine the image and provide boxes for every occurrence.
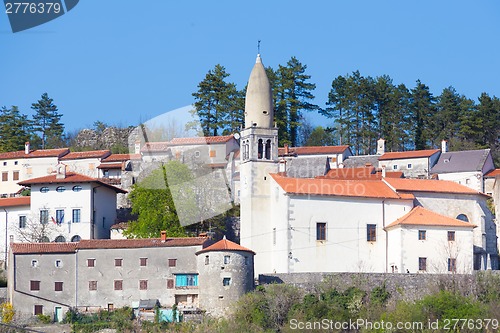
[0,302,15,323]
[36,314,52,324]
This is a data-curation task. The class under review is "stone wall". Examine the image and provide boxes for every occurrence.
[259,272,500,302]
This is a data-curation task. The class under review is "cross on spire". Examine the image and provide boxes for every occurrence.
[258,40,261,54]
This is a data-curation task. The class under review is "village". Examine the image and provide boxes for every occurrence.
[0,55,498,327]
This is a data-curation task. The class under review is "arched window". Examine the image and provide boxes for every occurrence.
[71,235,81,242]
[40,236,50,243]
[456,214,469,222]
[258,139,263,159]
[265,139,271,160]
[54,236,66,243]
[56,186,65,193]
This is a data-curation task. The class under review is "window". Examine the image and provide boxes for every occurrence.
[223,277,231,286]
[71,235,81,242]
[2,172,7,182]
[205,256,209,265]
[40,187,49,193]
[456,214,469,222]
[2,162,5,166]
[392,165,398,170]
[40,210,48,224]
[34,305,43,315]
[87,258,96,267]
[55,260,62,268]
[407,163,413,169]
[14,161,18,165]
[72,185,82,192]
[367,224,377,242]
[31,260,38,267]
[195,151,200,158]
[72,209,81,223]
[13,171,19,181]
[316,222,326,241]
[448,231,456,241]
[139,280,148,290]
[167,279,174,289]
[89,281,97,291]
[265,139,271,160]
[19,216,26,229]
[30,280,40,291]
[175,274,198,287]
[115,258,123,267]
[448,258,457,272]
[466,178,471,185]
[419,257,427,271]
[209,150,216,157]
[56,186,65,192]
[56,209,64,224]
[55,282,63,291]
[54,236,66,242]
[168,259,176,267]
[418,230,426,240]
[140,258,148,266]
[224,256,231,264]
[102,170,109,178]
[114,280,123,290]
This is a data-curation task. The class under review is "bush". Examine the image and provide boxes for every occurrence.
[0,302,15,323]
[36,314,52,324]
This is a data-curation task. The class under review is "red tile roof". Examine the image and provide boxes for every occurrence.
[141,142,170,153]
[97,162,123,169]
[0,148,69,160]
[485,169,500,178]
[384,178,486,196]
[278,145,350,156]
[169,135,234,146]
[196,238,255,255]
[319,167,404,180]
[11,237,208,254]
[379,149,440,161]
[18,172,127,193]
[102,154,140,162]
[110,222,129,230]
[60,150,111,160]
[271,174,413,200]
[385,206,476,229]
[0,196,30,207]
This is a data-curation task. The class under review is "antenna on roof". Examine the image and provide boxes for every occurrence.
[257,40,261,54]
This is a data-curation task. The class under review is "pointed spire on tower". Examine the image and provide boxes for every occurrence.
[244,53,273,129]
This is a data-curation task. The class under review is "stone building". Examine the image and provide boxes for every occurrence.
[8,234,255,320]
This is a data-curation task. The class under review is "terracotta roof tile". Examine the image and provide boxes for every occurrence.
[384,178,486,196]
[11,237,208,254]
[60,150,111,160]
[271,174,413,200]
[278,145,350,156]
[0,148,69,160]
[385,206,476,229]
[0,196,30,207]
[379,149,440,161]
[169,135,234,146]
[97,162,123,169]
[102,154,140,162]
[320,167,378,179]
[196,238,255,255]
[485,169,500,178]
[141,142,170,153]
[110,222,129,230]
[18,172,127,193]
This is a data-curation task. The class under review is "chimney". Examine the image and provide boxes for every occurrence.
[134,141,141,155]
[338,153,344,168]
[160,230,166,242]
[381,166,386,178]
[278,158,287,174]
[56,163,66,179]
[441,140,448,153]
[377,138,385,155]
[25,142,30,155]
[284,144,289,155]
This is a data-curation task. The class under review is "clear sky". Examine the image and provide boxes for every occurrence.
[1,0,500,132]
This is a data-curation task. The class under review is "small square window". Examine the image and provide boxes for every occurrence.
[2,172,8,181]
[115,258,123,267]
[87,259,96,267]
[114,280,123,290]
[168,259,176,267]
[14,161,18,165]
[31,259,38,267]
[448,258,457,272]
[224,256,231,265]
[418,230,426,240]
[89,281,97,291]
[2,162,6,166]
[392,165,398,170]
[367,224,377,242]
[316,222,326,241]
[30,280,40,291]
[13,171,19,181]
[34,305,43,315]
[55,260,62,268]
[55,282,63,292]
[140,258,147,266]
[407,163,412,169]
[167,279,174,289]
[419,257,427,271]
[448,231,456,241]
[139,280,148,290]
[204,256,209,265]
[223,277,231,286]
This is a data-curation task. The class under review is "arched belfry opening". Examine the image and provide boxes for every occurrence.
[265,139,271,160]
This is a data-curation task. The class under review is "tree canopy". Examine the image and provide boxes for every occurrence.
[31,93,64,149]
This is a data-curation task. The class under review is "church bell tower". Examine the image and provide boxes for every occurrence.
[239,54,278,275]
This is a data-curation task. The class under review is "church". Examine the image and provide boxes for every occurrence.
[239,54,497,276]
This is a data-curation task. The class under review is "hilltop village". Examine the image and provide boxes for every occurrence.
[1,55,500,321]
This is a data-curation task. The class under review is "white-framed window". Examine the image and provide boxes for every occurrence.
[224,255,230,264]
[31,260,38,267]
[55,260,62,268]
[392,165,398,170]
[407,163,413,169]
[72,209,81,223]
[19,216,26,229]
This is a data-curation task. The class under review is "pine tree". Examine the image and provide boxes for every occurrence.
[0,106,30,152]
[31,93,64,149]
[410,81,435,150]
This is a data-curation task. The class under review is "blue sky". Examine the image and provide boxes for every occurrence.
[1,1,500,133]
